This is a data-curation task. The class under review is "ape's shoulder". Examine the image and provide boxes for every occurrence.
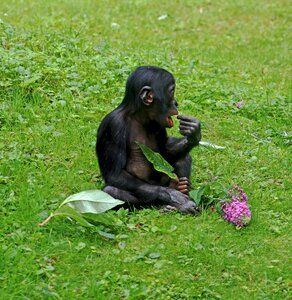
[97,107,129,143]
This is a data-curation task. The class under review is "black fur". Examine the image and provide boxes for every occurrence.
[96,66,201,214]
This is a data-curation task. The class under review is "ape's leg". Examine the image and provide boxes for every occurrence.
[103,185,146,207]
[173,154,192,194]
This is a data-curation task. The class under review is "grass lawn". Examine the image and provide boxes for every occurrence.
[0,0,291,299]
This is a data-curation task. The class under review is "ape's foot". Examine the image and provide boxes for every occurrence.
[160,205,178,213]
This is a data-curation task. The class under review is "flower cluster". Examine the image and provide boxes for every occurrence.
[220,186,251,227]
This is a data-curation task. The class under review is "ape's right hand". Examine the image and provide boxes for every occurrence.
[177,115,201,145]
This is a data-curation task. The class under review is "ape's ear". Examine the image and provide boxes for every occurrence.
[139,86,154,106]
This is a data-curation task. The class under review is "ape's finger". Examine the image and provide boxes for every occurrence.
[177,115,199,123]
[178,180,190,186]
[179,121,200,127]
[180,129,192,136]
[179,125,197,131]
[178,181,189,187]
[178,184,188,190]
[180,188,189,194]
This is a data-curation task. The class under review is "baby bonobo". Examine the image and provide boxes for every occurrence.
[96,66,201,214]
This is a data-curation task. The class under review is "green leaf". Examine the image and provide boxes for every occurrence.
[60,190,124,214]
[137,142,177,180]
[75,242,87,251]
[148,252,161,259]
[189,185,207,205]
[20,75,42,87]
[97,230,116,239]
[215,201,224,215]
[52,205,93,227]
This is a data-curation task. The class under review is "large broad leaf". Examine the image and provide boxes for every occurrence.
[82,213,115,226]
[52,205,93,227]
[199,141,225,149]
[137,142,177,181]
[60,190,124,214]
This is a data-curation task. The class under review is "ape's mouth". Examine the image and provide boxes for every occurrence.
[167,116,174,128]
[166,114,178,128]
[166,109,179,128]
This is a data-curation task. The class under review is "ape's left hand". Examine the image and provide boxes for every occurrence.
[177,115,201,145]
[169,177,191,195]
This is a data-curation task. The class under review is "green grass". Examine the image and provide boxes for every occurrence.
[0,0,291,299]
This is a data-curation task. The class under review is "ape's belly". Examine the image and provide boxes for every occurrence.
[126,144,170,186]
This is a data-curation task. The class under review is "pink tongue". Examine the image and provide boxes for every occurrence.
[167,116,174,128]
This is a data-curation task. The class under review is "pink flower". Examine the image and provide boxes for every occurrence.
[234,100,245,109]
[220,186,251,227]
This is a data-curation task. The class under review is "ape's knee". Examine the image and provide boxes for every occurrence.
[103,186,119,198]
[103,185,140,205]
